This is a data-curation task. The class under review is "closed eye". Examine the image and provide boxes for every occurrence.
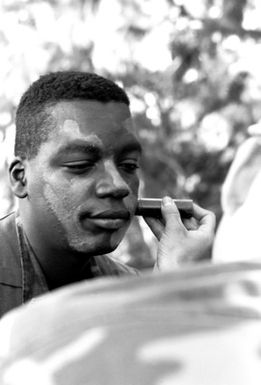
[118,161,140,174]
[63,161,95,173]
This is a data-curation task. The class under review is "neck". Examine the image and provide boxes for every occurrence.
[28,232,93,290]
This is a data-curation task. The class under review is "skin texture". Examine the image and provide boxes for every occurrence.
[12,100,141,287]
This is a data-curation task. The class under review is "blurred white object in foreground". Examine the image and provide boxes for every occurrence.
[1,262,261,385]
[213,127,261,262]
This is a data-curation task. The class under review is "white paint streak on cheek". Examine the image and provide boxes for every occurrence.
[42,182,85,249]
[43,183,73,225]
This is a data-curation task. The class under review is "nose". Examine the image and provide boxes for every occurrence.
[95,160,130,199]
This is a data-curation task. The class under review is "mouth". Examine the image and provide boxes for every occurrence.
[80,209,131,231]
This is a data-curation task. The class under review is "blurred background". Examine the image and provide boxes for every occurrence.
[0,0,261,268]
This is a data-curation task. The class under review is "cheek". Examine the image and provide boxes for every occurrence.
[127,174,140,194]
[44,185,67,216]
[43,180,80,220]
[36,171,75,221]
[126,177,140,208]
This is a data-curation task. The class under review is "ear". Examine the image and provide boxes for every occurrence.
[9,157,28,198]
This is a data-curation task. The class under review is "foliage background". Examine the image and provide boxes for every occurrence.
[0,0,261,268]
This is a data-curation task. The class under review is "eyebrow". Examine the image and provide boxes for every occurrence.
[119,141,142,155]
[53,138,143,165]
[57,140,142,155]
[56,141,102,157]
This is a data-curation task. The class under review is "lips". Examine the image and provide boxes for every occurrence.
[90,210,131,220]
[80,209,131,231]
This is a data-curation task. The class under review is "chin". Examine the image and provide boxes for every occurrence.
[72,219,130,252]
[68,233,123,256]
[92,239,122,256]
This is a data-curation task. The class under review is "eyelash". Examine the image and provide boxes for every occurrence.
[63,160,139,174]
[119,162,139,173]
[63,161,94,171]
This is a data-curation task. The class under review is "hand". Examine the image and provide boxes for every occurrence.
[143,196,216,271]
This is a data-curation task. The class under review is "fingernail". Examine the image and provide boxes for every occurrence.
[162,196,173,206]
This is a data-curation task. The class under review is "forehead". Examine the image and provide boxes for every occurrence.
[48,100,134,138]
[40,100,141,155]
[43,100,141,155]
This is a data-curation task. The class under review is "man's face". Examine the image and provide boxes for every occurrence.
[25,100,141,256]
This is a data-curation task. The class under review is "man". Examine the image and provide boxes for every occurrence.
[0,71,215,317]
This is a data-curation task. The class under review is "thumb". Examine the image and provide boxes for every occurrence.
[161,196,186,234]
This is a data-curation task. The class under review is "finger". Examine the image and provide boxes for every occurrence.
[192,203,211,220]
[192,203,216,233]
[143,217,164,240]
[161,196,186,234]
[182,217,198,230]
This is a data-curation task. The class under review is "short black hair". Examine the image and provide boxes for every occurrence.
[15,71,130,159]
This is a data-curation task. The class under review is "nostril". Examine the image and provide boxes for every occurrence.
[96,183,130,198]
[113,187,130,199]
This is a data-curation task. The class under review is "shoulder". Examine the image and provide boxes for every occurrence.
[0,212,23,317]
[0,212,20,265]
[0,211,17,227]
[0,212,21,279]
